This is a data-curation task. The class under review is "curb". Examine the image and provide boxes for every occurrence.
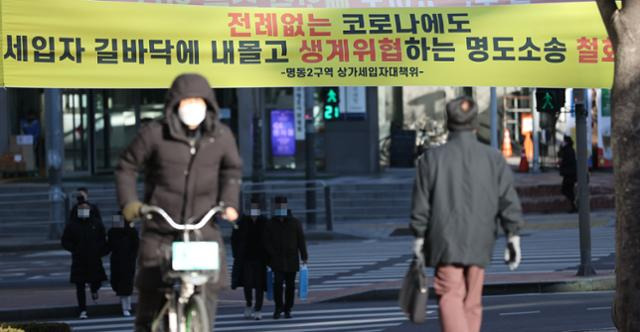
[323,276,615,303]
[0,242,61,253]
[0,303,131,322]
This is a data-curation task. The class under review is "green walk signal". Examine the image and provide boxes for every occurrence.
[322,87,341,120]
[326,89,338,103]
[542,92,554,110]
[536,88,564,114]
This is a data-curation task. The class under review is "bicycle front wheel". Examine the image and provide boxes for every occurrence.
[183,296,210,332]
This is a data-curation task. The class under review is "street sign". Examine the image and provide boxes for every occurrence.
[342,87,367,119]
[293,87,306,140]
[270,110,296,157]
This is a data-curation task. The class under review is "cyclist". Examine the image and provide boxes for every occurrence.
[115,73,243,332]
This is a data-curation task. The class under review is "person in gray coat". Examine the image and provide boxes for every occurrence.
[410,96,525,332]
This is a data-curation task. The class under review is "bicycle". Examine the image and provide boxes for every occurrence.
[136,205,234,332]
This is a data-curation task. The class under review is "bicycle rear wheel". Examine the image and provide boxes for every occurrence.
[184,296,210,332]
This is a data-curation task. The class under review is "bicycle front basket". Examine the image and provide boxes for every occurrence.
[171,241,220,271]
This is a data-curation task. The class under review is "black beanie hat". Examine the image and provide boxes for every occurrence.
[446,96,478,131]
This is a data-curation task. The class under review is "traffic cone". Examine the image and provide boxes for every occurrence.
[523,132,533,162]
[502,129,512,158]
[518,150,529,173]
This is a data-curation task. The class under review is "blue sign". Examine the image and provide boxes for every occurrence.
[270,109,296,157]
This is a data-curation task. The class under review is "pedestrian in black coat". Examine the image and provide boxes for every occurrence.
[108,213,139,317]
[558,135,578,213]
[231,196,268,320]
[61,188,109,319]
[263,196,308,319]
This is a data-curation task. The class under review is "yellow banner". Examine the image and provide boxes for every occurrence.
[0,0,612,88]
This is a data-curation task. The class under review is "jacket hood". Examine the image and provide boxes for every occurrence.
[164,73,220,138]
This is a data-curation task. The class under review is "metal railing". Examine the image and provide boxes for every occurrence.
[0,189,68,240]
[0,181,416,239]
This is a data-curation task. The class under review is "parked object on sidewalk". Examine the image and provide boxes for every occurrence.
[410,97,525,332]
[519,150,529,173]
[299,264,309,301]
[399,256,428,324]
[502,129,513,158]
[263,196,309,319]
[60,188,109,318]
[107,212,139,317]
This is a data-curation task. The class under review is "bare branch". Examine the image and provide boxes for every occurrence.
[596,0,619,43]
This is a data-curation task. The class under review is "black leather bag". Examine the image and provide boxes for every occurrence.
[398,257,428,323]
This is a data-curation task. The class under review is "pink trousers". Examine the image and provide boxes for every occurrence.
[433,265,485,332]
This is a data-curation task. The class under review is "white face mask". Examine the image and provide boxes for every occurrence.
[77,208,90,219]
[178,103,207,127]
[250,209,261,217]
[275,209,288,217]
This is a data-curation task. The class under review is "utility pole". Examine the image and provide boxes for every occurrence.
[45,89,65,239]
[490,87,498,149]
[574,89,595,277]
[304,88,317,229]
[531,88,540,172]
[251,89,266,210]
[391,87,403,131]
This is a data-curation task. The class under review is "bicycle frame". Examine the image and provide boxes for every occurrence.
[138,205,227,332]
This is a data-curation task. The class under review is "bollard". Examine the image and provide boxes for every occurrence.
[324,186,333,231]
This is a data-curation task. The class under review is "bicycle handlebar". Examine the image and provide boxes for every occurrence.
[139,205,232,231]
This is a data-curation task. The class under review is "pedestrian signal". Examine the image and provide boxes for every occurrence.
[322,87,341,120]
[535,88,564,114]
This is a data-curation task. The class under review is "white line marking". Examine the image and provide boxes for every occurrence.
[499,310,541,316]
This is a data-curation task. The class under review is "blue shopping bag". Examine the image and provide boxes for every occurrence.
[266,267,274,301]
[299,264,308,300]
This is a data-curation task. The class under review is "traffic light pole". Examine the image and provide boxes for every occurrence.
[490,87,498,149]
[305,87,317,229]
[531,88,540,172]
[251,89,266,211]
[575,89,595,277]
[45,89,65,240]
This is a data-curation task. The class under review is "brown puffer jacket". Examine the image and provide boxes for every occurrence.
[115,73,243,290]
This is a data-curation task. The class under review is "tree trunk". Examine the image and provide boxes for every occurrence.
[596,1,640,330]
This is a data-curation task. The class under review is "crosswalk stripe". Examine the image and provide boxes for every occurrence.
[63,305,430,332]
[214,317,409,331]
[256,323,401,332]
[216,312,405,326]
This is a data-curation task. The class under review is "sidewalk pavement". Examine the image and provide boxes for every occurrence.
[0,210,617,322]
[0,166,613,188]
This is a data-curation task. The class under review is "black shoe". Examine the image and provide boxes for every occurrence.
[91,291,99,301]
[284,311,292,319]
[273,311,281,319]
